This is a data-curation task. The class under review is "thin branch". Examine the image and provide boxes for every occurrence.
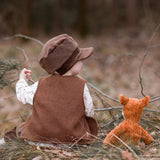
[141,118,160,130]
[150,95,160,99]
[16,47,31,69]
[78,75,119,102]
[94,107,160,113]
[16,47,35,83]
[95,92,116,120]
[143,108,160,113]
[112,133,140,159]
[149,97,160,103]
[139,23,160,97]
[0,116,19,124]
[102,115,123,128]
[2,34,44,46]
[94,106,122,112]
[87,81,119,102]
[149,44,160,49]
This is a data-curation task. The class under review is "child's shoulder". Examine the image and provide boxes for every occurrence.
[39,75,86,84]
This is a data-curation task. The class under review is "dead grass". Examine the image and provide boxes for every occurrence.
[0,32,160,159]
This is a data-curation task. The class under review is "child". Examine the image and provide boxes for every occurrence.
[1,34,98,147]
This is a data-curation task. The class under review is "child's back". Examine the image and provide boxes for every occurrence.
[21,75,98,144]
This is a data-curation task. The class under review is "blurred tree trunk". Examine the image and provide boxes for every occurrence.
[53,0,63,33]
[77,0,88,37]
[125,0,139,29]
[21,0,32,35]
[111,0,119,28]
[0,0,17,36]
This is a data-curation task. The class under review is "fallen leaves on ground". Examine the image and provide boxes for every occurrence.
[44,149,78,158]
[120,150,135,160]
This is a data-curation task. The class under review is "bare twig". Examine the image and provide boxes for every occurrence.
[94,107,160,113]
[95,92,116,120]
[19,115,25,122]
[2,34,44,46]
[150,95,160,99]
[102,115,123,128]
[0,113,30,124]
[149,97,160,103]
[149,44,160,49]
[16,47,35,83]
[94,106,122,112]
[112,133,140,159]
[144,108,160,113]
[0,117,19,124]
[87,81,119,102]
[78,75,119,102]
[139,23,160,97]
[140,118,160,131]
[16,47,31,69]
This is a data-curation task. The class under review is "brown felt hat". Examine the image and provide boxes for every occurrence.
[39,34,93,75]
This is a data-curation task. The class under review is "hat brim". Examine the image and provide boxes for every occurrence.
[57,47,93,75]
[78,47,94,61]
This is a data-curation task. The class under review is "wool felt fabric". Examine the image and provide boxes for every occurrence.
[15,79,94,116]
[103,95,154,145]
[20,75,98,144]
[39,34,93,75]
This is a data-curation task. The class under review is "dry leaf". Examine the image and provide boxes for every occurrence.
[44,149,77,158]
[36,146,41,151]
[32,156,42,160]
[121,150,135,160]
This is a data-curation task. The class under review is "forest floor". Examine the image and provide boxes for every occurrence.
[0,30,160,159]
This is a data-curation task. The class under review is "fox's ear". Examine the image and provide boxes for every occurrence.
[119,95,129,105]
[141,96,150,107]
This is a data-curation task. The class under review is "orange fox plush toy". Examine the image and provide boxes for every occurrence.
[103,95,154,145]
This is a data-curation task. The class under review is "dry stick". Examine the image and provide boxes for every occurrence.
[149,97,160,103]
[94,92,116,131]
[149,43,160,49]
[112,133,140,160]
[87,132,123,152]
[87,81,119,102]
[94,107,160,113]
[139,23,160,97]
[102,115,123,128]
[140,118,160,130]
[78,75,119,102]
[16,47,31,69]
[16,47,35,83]
[144,108,160,113]
[3,34,44,46]
[95,92,116,120]
[94,106,122,111]
[150,95,160,99]
[0,113,30,124]
[0,116,19,124]
[144,43,160,100]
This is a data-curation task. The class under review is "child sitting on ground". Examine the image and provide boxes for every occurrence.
[1,34,98,147]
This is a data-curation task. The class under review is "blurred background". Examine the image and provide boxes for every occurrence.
[0,1,160,158]
[0,0,160,100]
[0,0,160,37]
